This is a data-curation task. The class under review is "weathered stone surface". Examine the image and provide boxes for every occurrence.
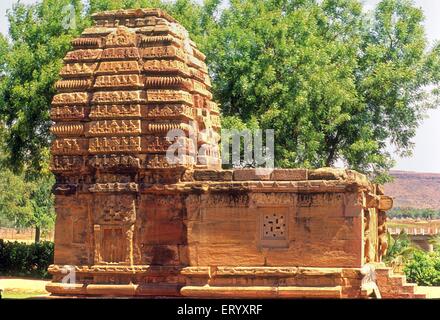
[46,8,411,299]
[180,285,343,298]
[233,168,271,181]
[193,170,233,181]
[271,168,308,181]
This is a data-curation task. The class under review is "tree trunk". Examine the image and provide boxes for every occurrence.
[325,149,335,167]
[325,134,339,167]
[35,226,40,243]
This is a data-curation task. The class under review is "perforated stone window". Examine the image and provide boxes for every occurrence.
[259,209,289,248]
[263,213,286,240]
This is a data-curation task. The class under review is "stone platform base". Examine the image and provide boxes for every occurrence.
[45,265,426,298]
[46,283,181,297]
[45,283,344,298]
[180,286,343,298]
[375,267,426,298]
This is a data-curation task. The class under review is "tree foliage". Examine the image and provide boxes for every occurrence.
[384,231,420,270]
[388,207,440,220]
[0,0,87,175]
[0,166,55,237]
[0,239,54,278]
[207,0,440,181]
[404,250,440,286]
[385,232,440,286]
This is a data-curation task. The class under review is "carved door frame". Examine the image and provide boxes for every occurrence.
[93,223,134,265]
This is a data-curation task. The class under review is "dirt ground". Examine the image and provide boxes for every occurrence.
[0,227,54,243]
[0,277,50,298]
[416,286,440,299]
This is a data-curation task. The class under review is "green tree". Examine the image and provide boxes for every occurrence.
[0,0,87,175]
[388,207,440,219]
[208,0,440,181]
[0,167,55,242]
[404,251,440,286]
[0,169,34,228]
[384,231,420,271]
[0,0,80,241]
[0,127,54,242]
[28,174,56,242]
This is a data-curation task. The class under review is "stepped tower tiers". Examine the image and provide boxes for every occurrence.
[47,9,422,298]
[50,8,220,184]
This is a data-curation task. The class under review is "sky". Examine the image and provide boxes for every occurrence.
[0,0,439,173]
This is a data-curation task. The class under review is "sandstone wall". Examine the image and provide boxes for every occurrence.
[186,191,364,268]
[52,167,388,269]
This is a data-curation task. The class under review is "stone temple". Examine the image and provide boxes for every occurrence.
[46,8,425,298]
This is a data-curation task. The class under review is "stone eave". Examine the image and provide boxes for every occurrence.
[140,179,370,194]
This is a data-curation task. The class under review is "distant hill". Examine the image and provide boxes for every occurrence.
[384,171,440,209]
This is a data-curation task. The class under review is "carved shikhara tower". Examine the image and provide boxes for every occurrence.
[46,9,422,298]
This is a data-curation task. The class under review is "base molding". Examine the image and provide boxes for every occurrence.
[45,264,426,298]
[180,285,343,298]
[45,283,181,297]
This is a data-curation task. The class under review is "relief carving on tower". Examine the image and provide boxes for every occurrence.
[87,120,142,136]
[92,91,146,104]
[89,136,141,153]
[96,61,141,74]
[50,106,88,121]
[60,63,98,77]
[50,155,85,172]
[96,74,143,88]
[105,26,137,47]
[50,123,85,136]
[101,47,140,60]
[143,59,189,75]
[89,104,142,119]
[55,79,93,91]
[64,49,103,62]
[51,138,88,155]
[146,104,194,119]
[95,195,136,225]
[52,92,89,105]
[142,46,186,61]
[71,37,102,48]
[89,154,141,170]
